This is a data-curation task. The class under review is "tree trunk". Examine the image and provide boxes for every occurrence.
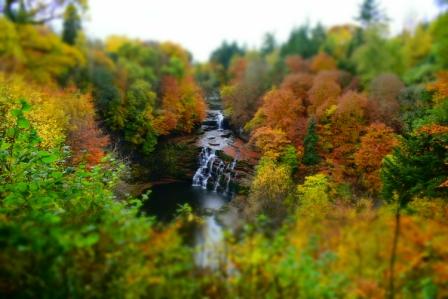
[387,205,401,299]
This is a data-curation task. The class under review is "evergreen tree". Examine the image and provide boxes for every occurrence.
[355,0,387,27]
[281,24,326,58]
[381,126,448,204]
[260,33,276,56]
[210,41,245,69]
[303,117,320,165]
[62,4,81,45]
[380,122,447,299]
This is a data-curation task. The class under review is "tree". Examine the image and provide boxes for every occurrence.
[281,73,314,100]
[260,32,276,56]
[308,74,341,114]
[354,122,398,193]
[382,125,448,204]
[62,4,81,45]
[2,0,87,24]
[427,71,448,104]
[355,0,387,27]
[69,117,109,166]
[0,102,196,298]
[258,88,305,141]
[90,63,121,128]
[327,91,369,183]
[210,41,245,70]
[296,173,330,217]
[281,24,326,58]
[430,13,448,68]
[303,117,320,165]
[368,73,404,130]
[284,55,308,73]
[0,17,85,84]
[352,26,404,84]
[310,52,337,73]
[279,145,299,173]
[322,25,356,63]
[381,124,448,299]
[250,127,290,159]
[123,79,157,153]
[248,158,293,224]
[402,24,432,69]
[222,54,271,128]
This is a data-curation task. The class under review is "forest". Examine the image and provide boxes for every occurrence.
[0,0,447,298]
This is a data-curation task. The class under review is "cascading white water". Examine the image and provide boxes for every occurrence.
[193,100,239,270]
[195,216,224,269]
[192,111,237,193]
[216,112,224,130]
[192,147,236,193]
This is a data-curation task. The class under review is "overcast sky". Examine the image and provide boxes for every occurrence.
[84,0,440,62]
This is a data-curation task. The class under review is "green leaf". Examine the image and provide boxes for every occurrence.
[17,118,30,129]
[6,128,16,138]
[20,99,31,112]
[0,142,11,150]
[15,182,28,192]
[42,154,58,164]
[75,233,99,248]
[51,172,63,180]
[83,234,99,246]
[11,109,21,117]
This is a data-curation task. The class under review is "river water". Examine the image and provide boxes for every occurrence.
[144,95,238,269]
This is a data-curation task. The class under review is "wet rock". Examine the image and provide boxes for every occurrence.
[203,120,218,126]
[202,126,215,132]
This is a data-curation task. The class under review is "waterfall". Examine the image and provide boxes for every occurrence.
[195,216,224,269]
[192,147,236,193]
[192,94,239,271]
[192,110,237,194]
[216,112,224,130]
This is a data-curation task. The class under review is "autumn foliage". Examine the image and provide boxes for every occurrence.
[355,122,398,193]
[427,71,448,104]
[1,1,448,297]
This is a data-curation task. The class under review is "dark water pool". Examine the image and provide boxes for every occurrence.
[142,181,232,222]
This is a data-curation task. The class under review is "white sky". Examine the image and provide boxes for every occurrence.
[84,0,440,62]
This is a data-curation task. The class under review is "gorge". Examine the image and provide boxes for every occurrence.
[144,94,242,269]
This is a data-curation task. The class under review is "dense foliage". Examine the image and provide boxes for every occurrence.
[1,0,448,298]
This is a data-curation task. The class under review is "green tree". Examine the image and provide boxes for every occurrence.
[431,13,448,68]
[123,80,158,154]
[279,145,299,173]
[381,127,448,203]
[303,117,320,165]
[381,123,448,299]
[260,32,277,56]
[0,101,197,298]
[90,65,121,127]
[281,24,326,58]
[355,0,388,27]
[210,41,245,69]
[352,25,404,83]
[62,4,81,45]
